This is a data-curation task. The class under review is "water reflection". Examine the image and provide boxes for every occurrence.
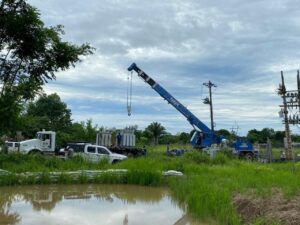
[0,184,202,225]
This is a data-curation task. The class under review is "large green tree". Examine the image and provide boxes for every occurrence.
[0,0,93,135]
[246,129,260,143]
[216,129,231,139]
[24,93,72,132]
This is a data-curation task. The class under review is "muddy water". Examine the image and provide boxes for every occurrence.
[0,184,202,225]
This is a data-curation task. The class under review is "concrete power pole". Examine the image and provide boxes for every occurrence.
[298,70,300,111]
[279,71,293,160]
[203,81,217,132]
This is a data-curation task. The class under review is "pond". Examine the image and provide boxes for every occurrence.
[0,184,204,225]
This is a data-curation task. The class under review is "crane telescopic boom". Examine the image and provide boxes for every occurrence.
[128,62,220,148]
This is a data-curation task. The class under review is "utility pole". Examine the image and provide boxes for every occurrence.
[278,71,293,160]
[297,70,300,111]
[203,81,217,132]
[231,121,240,137]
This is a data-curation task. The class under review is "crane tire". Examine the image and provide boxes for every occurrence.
[245,153,253,161]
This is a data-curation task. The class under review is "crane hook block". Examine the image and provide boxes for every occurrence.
[127,105,131,116]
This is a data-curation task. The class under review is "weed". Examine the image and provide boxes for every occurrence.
[211,152,229,165]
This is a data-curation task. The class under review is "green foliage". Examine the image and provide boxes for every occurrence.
[94,173,127,184]
[66,119,98,143]
[18,115,49,138]
[0,173,19,186]
[216,129,231,138]
[127,170,162,186]
[0,92,23,135]
[178,132,191,144]
[145,122,166,145]
[184,151,210,164]
[0,0,93,134]
[56,173,73,184]
[68,122,87,141]
[159,133,178,144]
[170,178,240,225]
[36,173,52,184]
[26,93,72,131]
[0,153,110,173]
[84,119,98,142]
[211,153,229,165]
[246,128,290,148]
[247,129,261,143]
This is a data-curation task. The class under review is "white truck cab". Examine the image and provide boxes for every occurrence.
[73,144,127,164]
[5,141,20,153]
[19,130,56,154]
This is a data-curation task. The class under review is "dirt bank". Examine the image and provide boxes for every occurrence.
[233,190,300,225]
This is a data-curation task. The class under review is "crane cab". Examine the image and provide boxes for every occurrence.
[191,131,219,149]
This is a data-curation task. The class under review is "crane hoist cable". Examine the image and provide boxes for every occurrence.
[127,71,133,116]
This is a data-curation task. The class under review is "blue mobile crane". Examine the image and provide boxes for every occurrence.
[128,63,256,158]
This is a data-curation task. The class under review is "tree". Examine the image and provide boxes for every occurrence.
[68,122,86,141]
[0,0,93,134]
[19,114,49,138]
[216,129,231,139]
[145,122,166,145]
[84,119,97,142]
[274,131,285,141]
[246,129,260,143]
[25,93,72,131]
[159,133,177,145]
[178,132,190,144]
[260,128,275,143]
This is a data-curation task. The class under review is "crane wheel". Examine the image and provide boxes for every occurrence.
[245,153,253,161]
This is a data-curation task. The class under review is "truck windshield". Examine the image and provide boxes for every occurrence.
[97,147,109,155]
[36,133,42,140]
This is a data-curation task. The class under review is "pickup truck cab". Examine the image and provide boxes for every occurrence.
[71,144,127,164]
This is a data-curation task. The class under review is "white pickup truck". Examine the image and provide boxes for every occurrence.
[68,143,127,164]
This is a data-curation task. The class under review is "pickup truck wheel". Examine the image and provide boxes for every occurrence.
[67,149,74,158]
[112,160,120,164]
[127,153,133,157]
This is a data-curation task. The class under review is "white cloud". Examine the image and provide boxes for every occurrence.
[26,0,300,135]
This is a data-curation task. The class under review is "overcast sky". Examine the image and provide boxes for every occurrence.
[28,0,300,135]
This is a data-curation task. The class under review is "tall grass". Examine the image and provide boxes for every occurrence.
[0,153,110,172]
[2,147,300,224]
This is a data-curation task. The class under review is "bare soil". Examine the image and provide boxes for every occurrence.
[233,190,300,225]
